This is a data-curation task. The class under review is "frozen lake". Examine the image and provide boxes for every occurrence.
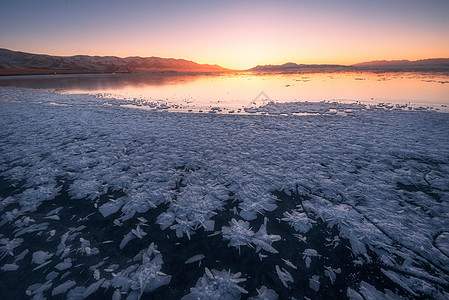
[0,81,448,299]
[1,71,448,113]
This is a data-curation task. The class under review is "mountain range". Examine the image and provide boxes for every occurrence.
[1,48,448,75]
[351,59,449,69]
[248,62,349,72]
[0,48,226,74]
[250,59,449,72]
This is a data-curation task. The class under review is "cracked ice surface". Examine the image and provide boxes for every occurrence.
[0,87,449,299]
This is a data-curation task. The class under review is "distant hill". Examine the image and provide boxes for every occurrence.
[351,58,449,69]
[249,59,449,72]
[0,48,227,74]
[249,62,348,72]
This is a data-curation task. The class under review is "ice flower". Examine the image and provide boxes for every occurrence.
[222,219,255,254]
[182,268,247,300]
[282,210,315,234]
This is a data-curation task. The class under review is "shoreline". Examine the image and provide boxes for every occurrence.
[2,67,449,77]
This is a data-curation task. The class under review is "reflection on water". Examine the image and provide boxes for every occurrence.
[1,71,448,110]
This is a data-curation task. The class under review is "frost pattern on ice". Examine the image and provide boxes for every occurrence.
[248,286,278,300]
[282,209,314,233]
[160,183,226,239]
[222,219,280,254]
[181,268,247,300]
[1,88,449,298]
[110,243,171,298]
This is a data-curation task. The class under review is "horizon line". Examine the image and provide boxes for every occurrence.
[1,47,449,71]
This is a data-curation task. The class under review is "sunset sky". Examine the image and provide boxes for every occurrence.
[1,0,448,69]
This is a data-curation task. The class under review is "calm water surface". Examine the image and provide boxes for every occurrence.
[1,71,448,111]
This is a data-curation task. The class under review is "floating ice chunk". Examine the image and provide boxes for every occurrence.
[170,218,195,240]
[348,231,367,256]
[293,233,307,244]
[137,217,148,224]
[93,269,101,280]
[14,216,35,228]
[181,268,247,299]
[112,289,122,300]
[26,283,42,296]
[32,251,53,265]
[69,179,104,201]
[201,219,215,232]
[99,197,126,217]
[282,210,315,233]
[309,275,320,292]
[0,196,14,212]
[46,271,59,281]
[325,235,341,248]
[347,288,364,300]
[222,219,280,255]
[14,249,29,262]
[78,238,99,255]
[0,208,22,227]
[33,260,53,271]
[44,215,60,220]
[105,264,119,272]
[17,184,61,212]
[324,266,341,284]
[1,263,19,271]
[119,191,163,221]
[275,265,294,288]
[281,258,297,270]
[358,281,401,300]
[303,249,319,268]
[248,286,278,300]
[14,222,49,237]
[252,224,281,254]
[111,243,171,297]
[51,280,76,296]
[131,224,147,239]
[185,254,205,264]
[84,278,105,298]
[237,184,278,221]
[46,207,63,216]
[162,184,224,237]
[67,286,87,300]
[60,270,72,280]
[55,258,72,271]
[56,244,71,260]
[127,290,140,300]
[0,237,23,260]
[380,269,418,296]
[26,281,53,296]
[156,212,175,230]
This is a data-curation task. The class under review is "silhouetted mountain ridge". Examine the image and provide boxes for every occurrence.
[1,49,448,74]
[249,62,348,71]
[351,58,449,68]
[0,48,227,73]
[249,58,449,71]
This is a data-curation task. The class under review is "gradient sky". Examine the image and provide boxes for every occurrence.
[1,0,448,69]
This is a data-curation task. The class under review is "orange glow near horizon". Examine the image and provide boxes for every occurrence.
[2,1,448,70]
